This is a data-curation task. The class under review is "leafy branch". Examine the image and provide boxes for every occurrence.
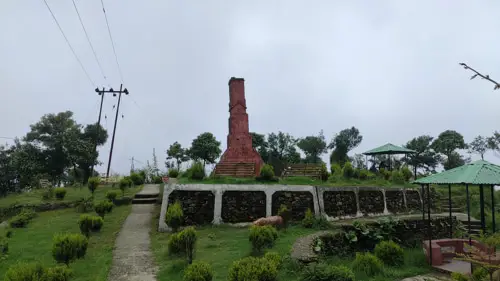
[459,63,500,90]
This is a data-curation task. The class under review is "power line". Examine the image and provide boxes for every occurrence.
[100,0,124,83]
[71,0,107,82]
[42,0,96,87]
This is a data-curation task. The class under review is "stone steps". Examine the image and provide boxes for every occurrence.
[282,164,322,179]
[132,192,159,205]
[214,162,255,177]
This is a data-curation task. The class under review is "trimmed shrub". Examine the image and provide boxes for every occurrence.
[78,215,103,236]
[76,196,94,213]
[94,200,113,217]
[302,264,355,281]
[352,252,383,277]
[248,225,278,253]
[342,162,354,179]
[44,266,72,281]
[167,232,184,255]
[277,204,291,229]
[119,178,130,196]
[52,233,88,265]
[3,262,46,281]
[320,163,329,181]
[189,162,205,180]
[451,272,469,281]
[130,172,145,185]
[302,208,315,228]
[179,226,197,264]
[401,166,413,182]
[374,240,404,266]
[165,201,184,232]
[42,188,54,200]
[183,261,213,281]
[106,190,119,202]
[9,209,36,228]
[228,256,278,281]
[87,177,100,195]
[259,164,275,181]
[54,188,67,200]
[379,168,391,180]
[330,163,342,175]
[264,252,282,269]
[168,169,179,178]
[0,237,8,255]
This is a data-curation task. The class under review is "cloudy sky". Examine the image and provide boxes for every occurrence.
[1,0,500,174]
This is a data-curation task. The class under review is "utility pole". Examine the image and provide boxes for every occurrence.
[130,156,135,173]
[106,84,129,179]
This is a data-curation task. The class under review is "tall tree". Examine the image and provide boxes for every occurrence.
[431,130,467,169]
[0,144,16,196]
[469,135,489,160]
[328,127,363,166]
[166,141,190,170]
[405,135,441,177]
[297,131,327,163]
[443,151,470,170]
[487,131,500,157]
[250,132,269,162]
[189,133,221,166]
[267,132,300,163]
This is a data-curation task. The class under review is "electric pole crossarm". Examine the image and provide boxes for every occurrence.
[106,84,129,178]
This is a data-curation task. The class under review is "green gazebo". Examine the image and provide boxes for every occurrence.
[363,143,416,171]
[413,160,500,265]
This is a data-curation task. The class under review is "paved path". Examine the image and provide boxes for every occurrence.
[400,274,452,281]
[108,185,159,281]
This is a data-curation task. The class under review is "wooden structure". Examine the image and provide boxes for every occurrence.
[282,164,322,179]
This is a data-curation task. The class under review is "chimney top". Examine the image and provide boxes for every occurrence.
[228,77,244,85]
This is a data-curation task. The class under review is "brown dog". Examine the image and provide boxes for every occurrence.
[252,216,283,227]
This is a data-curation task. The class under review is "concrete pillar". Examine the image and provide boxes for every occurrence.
[402,188,408,211]
[355,188,363,217]
[312,186,321,217]
[213,189,223,224]
[265,189,273,217]
[382,189,389,215]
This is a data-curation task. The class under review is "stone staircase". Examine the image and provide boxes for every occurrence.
[282,164,322,179]
[439,199,481,235]
[214,162,255,177]
[440,199,463,213]
[131,190,159,205]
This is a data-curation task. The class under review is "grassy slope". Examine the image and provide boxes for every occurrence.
[150,206,430,281]
[0,205,132,281]
[0,185,141,209]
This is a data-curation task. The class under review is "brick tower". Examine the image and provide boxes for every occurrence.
[215,77,264,177]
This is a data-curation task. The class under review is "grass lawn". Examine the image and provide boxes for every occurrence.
[150,206,430,281]
[0,205,132,281]
[176,175,416,188]
[0,185,142,210]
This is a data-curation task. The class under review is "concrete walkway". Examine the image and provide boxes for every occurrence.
[108,184,159,281]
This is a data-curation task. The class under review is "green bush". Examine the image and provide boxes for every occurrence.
[152,175,164,183]
[228,256,278,281]
[183,261,213,281]
[401,166,413,182]
[44,266,72,281]
[352,168,360,179]
[53,188,67,200]
[9,209,36,228]
[3,263,46,281]
[260,164,275,181]
[302,263,355,281]
[302,208,315,228]
[179,226,197,264]
[352,252,383,277]
[330,163,342,175]
[78,214,103,236]
[248,225,278,253]
[451,272,469,281]
[379,168,391,180]
[52,233,88,265]
[189,162,205,180]
[168,169,179,178]
[320,163,329,181]
[76,196,94,213]
[130,172,145,185]
[278,204,291,229]
[264,252,282,269]
[119,178,130,196]
[105,190,119,202]
[342,162,354,179]
[94,200,113,217]
[87,177,100,195]
[165,201,184,232]
[167,232,184,255]
[391,170,404,184]
[374,240,404,266]
[0,237,8,255]
[42,189,54,200]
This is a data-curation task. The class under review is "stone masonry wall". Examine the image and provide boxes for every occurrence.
[271,191,315,221]
[385,190,405,213]
[168,190,215,225]
[221,191,266,223]
[323,190,357,218]
[406,189,422,212]
[358,190,385,215]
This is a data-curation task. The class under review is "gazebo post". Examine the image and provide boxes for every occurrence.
[448,184,453,238]
[466,184,471,237]
[479,184,486,232]
[427,184,433,266]
[421,184,425,221]
[491,184,496,233]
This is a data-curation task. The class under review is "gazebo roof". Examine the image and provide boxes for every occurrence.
[412,160,500,185]
[363,143,416,155]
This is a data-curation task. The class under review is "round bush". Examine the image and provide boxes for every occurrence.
[277,204,291,228]
[87,177,100,195]
[260,164,275,181]
[342,162,354,178]
[248,225,278,253]
[44,266,72,281]
[228,256,278,281]
[401,166,413,182]
[3,262,46,281]
[78,215,103,236]
[179,226,197,264]
[168,169,179,178]
[52,233,88,265]
[189,162,205,180]
[129,172,145,185]
[0,237,8,255]
[54,188,67,200]
[9,214,29,228]
[119,178,131,196]
[374,240,404,266]
[165,201,184,232]
[352,252,383,277]
[167,233,185,255]
[94,200,113,217]
[183,261,213,281]
[264,252,282,269]
[302,208,315,228]
[106,190,119,202]
[302,264,355,281]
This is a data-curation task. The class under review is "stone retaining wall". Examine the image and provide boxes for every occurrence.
[158,184,422,232]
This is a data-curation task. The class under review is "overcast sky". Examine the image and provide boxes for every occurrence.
[1,1,500,174]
